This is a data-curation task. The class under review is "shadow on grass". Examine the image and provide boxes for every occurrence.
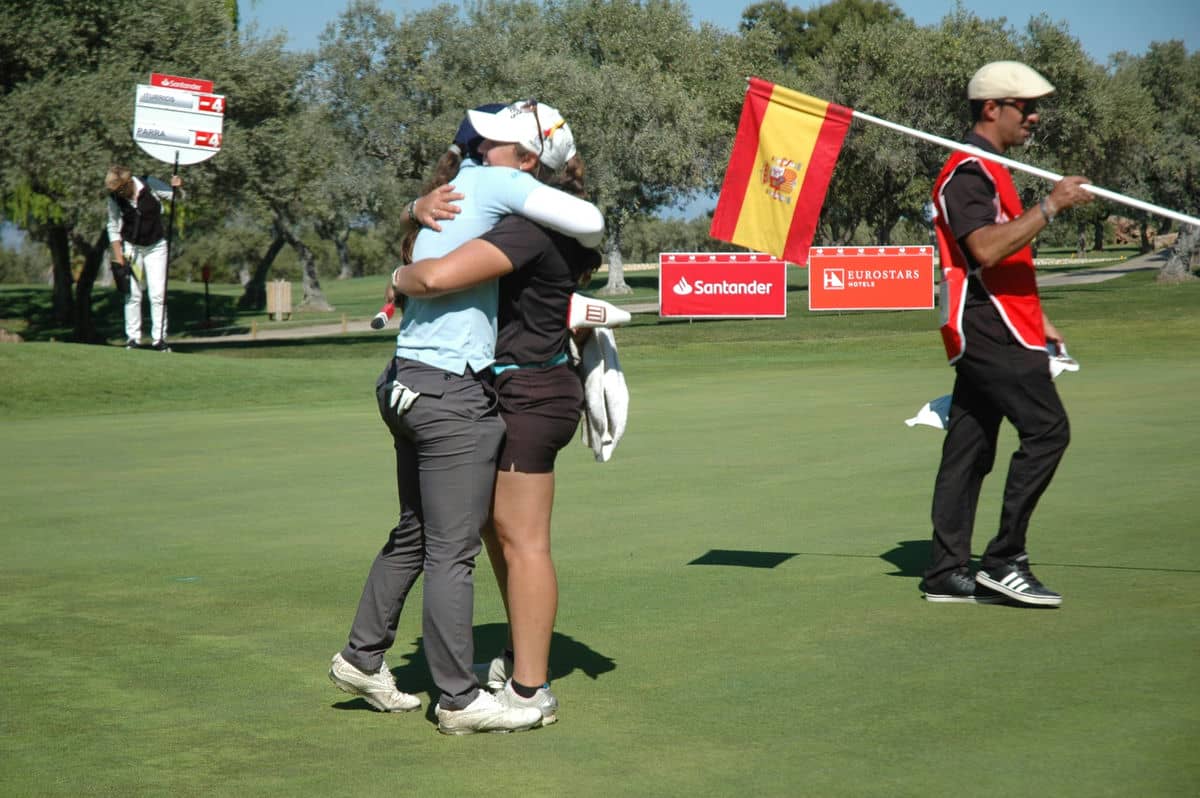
[880,539,931,578]
[0,284,246,342]
[331,622,616,722]
[688,549,797,568]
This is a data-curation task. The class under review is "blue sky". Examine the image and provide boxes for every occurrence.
[243,0,1197,62]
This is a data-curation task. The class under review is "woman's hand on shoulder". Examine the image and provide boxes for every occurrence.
[414,184,465,231]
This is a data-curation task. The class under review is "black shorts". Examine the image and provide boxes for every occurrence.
[495,364,583,474]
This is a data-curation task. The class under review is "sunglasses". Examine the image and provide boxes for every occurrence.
[996,98,1038,120]
[520,100,566,157]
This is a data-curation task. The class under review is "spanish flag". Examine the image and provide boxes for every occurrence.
[710,78,852,263]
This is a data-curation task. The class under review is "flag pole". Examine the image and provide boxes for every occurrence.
[849,109,1200,228]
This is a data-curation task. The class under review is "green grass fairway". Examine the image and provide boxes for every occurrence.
[1,271,1198,796]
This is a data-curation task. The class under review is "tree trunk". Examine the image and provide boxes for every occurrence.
[1139,221,1153,254]
[47,226,74,326]
[823,209,860,246]
[1157,224,1199,283]
[70,229,110,344]
[598,219,632,296]
[238,231,286,310]
[874,214,898,246]
[1092,217,1104,252]
[334,231,356,280]
[278,225,333,311]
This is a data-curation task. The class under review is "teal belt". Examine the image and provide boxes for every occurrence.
[491,352,569,374]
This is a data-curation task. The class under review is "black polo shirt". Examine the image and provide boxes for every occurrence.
[942,132,1007,307]
[479,215,602,367]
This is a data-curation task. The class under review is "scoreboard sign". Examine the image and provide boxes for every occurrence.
[659,252,788,318]
[133,73,224,165]
[807,245,934,311]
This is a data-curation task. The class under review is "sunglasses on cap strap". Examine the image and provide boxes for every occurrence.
[519,100,566,155]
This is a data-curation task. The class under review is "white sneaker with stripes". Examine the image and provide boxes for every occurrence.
[976,556,1062,607]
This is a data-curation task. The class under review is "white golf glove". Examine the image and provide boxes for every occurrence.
[389,381,421,414]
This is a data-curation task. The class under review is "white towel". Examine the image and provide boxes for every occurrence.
[905,394,952,429]
[573,328,628,462]
[906,352,1079,430]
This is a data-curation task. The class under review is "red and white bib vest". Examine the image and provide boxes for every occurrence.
[932,152,1044,363]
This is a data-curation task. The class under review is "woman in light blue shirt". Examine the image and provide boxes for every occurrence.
[330,101,602,735]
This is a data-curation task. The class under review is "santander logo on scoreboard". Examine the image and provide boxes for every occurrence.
[151,73,214,93]
[659,253,788,318]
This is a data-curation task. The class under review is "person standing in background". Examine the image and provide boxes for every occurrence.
[105,165,181,351]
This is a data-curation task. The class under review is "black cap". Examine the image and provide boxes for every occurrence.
[454,103,507,163]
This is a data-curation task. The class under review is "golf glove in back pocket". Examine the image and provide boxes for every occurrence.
[389,381,421,415]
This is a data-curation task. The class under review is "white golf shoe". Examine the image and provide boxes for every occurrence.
[498,679,558,726]
[328,652,420,712]
[435,690,542,735]
[471,650,513,692]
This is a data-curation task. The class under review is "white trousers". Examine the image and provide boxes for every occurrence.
[123,239,169,343]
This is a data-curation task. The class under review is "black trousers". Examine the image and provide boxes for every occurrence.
[927,305,1070,580]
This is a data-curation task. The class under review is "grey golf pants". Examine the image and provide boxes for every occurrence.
[341,357,505,710]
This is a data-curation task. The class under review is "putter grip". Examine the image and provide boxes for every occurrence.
[370,302,396,330]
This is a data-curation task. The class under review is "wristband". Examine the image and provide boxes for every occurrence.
[1039,198,1055,224]
[406,199,418,226]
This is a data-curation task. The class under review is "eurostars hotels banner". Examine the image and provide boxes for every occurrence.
[710,78,852,263]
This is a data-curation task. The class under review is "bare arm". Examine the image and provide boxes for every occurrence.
[392,239,514,298]
[964,175,1094,267]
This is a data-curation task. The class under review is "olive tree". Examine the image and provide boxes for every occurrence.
[311,0,779,294]
[0,0,240,340]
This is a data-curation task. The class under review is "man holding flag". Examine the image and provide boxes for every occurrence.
[712,68,1192,606]
[921,61,1094,607]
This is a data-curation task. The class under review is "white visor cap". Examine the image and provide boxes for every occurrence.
[467,101,577,171]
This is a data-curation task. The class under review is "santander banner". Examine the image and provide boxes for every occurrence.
[659,253,788,318]
[807,245,935,311]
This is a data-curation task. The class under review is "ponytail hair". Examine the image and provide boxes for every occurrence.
[524,152,587,200]
[552,155,587,199]
[550,155,599,286]
[400,147,464,264]
[425,149,463,194]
